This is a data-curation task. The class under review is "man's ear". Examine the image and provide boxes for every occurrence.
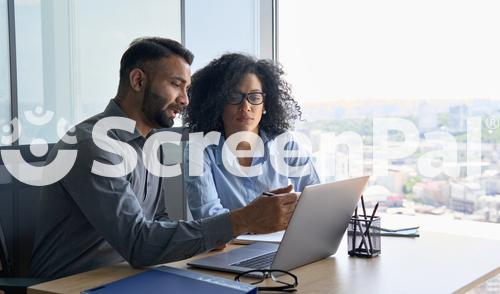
[129,68,146,92]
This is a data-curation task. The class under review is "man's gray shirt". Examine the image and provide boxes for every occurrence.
[29,100,233,279]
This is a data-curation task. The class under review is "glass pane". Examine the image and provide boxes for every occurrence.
[279,1,500,224]
[0,0,12,146]
[14,0,181,144]
[185,0,261,71]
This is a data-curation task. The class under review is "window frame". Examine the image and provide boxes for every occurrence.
[6,0,17,147]
[3,0,279,144]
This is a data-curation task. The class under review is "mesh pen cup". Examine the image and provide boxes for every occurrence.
[347,216,381,257]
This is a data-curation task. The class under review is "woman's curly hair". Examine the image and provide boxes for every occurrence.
[183,53,302,140]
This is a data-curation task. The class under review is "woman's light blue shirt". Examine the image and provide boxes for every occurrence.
[184,131,320,219]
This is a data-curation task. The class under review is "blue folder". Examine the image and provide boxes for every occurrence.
[81,266,257,294]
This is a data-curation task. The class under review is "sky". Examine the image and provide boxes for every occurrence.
[278,0,500,102]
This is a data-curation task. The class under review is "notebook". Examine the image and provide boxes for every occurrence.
[379,228,420,237]
[232,231,285,244]
[81,266,256,294]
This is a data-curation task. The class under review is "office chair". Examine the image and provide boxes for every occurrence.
[0,145,53,294]
[0,220,47,294]
[161,127,193,221]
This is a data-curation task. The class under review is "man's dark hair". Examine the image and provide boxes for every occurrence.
[183,53,302,139]
[117,37,194,94]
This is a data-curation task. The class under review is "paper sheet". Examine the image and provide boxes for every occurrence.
[233,230,285,244]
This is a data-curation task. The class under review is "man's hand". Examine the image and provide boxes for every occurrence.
[229,185,299,237]
[212,244,227,251]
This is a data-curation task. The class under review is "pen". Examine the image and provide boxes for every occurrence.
[366,202,379,231]
[355,216,370,253]
[358,195,370,253]
[263,192,275,197]
[355,197,370,253]
[360,195,367,220]
[374,226,419,232]
[352,207,358,253]
[364,202,379,254]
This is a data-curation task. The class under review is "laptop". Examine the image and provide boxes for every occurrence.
[188,176,369,274]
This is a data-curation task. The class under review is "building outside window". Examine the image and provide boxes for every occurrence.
[279,0,500,223]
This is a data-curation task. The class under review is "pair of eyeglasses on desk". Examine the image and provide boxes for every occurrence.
[234,269,298,292]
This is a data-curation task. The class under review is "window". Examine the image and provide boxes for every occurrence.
[279,0,500,223]
[13,0,181,144]
[184,0,273,71]
[180,0,274,126]
[0,0,11,146]
[6,0,276,140]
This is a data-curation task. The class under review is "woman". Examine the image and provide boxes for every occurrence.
[183,53,320,219]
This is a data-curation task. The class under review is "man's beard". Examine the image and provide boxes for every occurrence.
[142,85,175,128]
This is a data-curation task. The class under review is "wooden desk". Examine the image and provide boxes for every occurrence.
[28,231,500,294]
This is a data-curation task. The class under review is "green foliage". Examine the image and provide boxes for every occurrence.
[403,176,421,195]
[299,118,373,144]
[299,115,500,145]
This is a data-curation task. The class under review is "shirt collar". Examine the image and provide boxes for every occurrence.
[102,99,144,142]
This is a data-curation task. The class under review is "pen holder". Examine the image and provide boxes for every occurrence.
[347,216,381,257]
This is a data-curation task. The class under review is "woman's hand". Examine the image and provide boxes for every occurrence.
[269,184,294,194]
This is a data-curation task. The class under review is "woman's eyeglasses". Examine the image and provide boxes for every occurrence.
[227,91,266,105]
[234,269,298,292]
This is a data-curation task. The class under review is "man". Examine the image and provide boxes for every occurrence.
[30,37,298,279]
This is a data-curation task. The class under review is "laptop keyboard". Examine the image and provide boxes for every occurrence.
[231,251,277,269]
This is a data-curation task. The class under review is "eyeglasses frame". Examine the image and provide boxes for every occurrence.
[226,91,266,105]
[234,269,298,292]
